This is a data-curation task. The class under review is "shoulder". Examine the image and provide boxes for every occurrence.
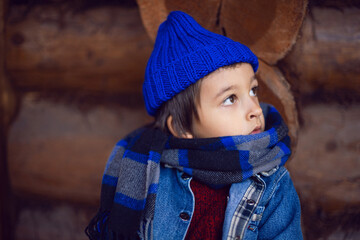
[255,165,289,191]
[257,166,295,205]
[255,167,303,239]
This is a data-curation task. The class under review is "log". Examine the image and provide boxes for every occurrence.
[8,94,152,204]
[5,5,153,93]
[136,0,222,39]
[257,60,299,149]
[15,200,97,240]
[281,7,360,97]
[7,3,358,98]
[287,104,360,239]
[136,0,308,64]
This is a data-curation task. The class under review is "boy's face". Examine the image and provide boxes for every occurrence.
[190,63,265,138]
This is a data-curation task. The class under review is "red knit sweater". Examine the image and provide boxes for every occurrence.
[185,179,230,240]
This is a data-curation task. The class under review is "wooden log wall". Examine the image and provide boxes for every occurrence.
[5,0,359,216]
[287,103,360,239]
[5,3,154,205]
[5,0,308,147]
[8,94,152,205]
[3,1,360,239]
[6,4,153,94]
[281,2,360,238]
[280,4,360,101]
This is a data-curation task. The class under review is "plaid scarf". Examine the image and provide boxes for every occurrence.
[86,104,291,240]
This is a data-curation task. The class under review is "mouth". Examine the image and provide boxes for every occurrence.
[250,125,262,135]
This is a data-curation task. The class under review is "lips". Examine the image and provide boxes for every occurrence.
[250,126,262,135]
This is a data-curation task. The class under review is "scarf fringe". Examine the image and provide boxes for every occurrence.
[86,211,140,240]
[85,211,107,240]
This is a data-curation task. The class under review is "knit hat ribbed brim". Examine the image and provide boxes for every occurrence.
[143,11,259,116]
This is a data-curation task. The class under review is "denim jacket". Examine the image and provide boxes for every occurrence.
[138,165,302,240]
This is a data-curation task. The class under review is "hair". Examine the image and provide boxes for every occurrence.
[153,63,243,136]
[153,78,202,136]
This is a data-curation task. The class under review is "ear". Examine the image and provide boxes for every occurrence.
[166,115,194,139]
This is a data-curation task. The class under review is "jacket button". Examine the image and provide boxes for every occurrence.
[179,212,190,221]
[247,199,255,205]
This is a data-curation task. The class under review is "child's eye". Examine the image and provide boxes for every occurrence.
[249,86,259,97]
[223,95,237,106]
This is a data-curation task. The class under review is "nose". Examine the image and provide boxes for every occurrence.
[246,100,262,121]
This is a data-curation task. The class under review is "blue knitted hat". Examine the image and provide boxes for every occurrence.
[143,11,259,116]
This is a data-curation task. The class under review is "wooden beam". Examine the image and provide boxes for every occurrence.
[5,5,153,93]
[257,60,299,150]
[137,0,222,39]
[8,94,152,204]
[281,7,360,97]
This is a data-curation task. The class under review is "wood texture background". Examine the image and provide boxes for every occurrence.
[1,0,359,239]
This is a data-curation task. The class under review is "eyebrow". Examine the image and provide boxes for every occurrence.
[215,85,236,100]
[214,75,257,99]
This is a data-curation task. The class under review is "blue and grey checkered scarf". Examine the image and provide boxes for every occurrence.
[86,104,291,240]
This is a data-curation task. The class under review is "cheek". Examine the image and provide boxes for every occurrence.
[195,116,219,133]
[198,112,245,137]
[193,113,225,137]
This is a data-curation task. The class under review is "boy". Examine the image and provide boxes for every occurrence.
[86,11,302,240]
